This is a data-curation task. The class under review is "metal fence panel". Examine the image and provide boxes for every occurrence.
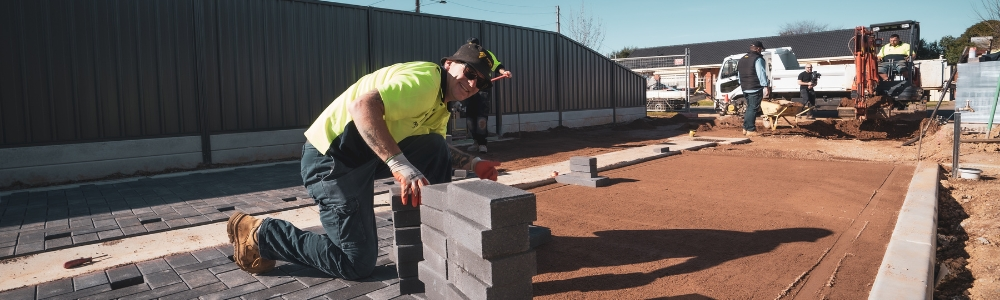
[0,0,644,149]
[481,24,558,114]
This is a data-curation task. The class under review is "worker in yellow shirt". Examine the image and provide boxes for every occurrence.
[877,34,914,80]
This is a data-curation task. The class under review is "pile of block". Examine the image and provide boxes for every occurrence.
[389,187,426,294]
[419,179,537,299]
[554,156,610,187]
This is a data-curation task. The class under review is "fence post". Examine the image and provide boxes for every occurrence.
[194,0,212,165]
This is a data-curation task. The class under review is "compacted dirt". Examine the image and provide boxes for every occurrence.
[528,155,913,299]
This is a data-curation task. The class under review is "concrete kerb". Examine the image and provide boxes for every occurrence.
[498,137,747,190]
[0,160,299,198]
[868,161,940,300]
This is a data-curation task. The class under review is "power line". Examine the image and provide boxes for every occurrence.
[447,1,550,15]
[466,0,550,8]
[367,0,388,6]
[527,22,556,29]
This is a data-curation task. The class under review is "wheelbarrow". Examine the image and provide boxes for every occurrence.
[759,100,804,130]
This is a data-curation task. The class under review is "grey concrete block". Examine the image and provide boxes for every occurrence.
[446,180,536,229]
[567,171,599,179]
[420,206,446,232]
[444,212,529,259]
[398,276,425,294]
[454,169,468,178]
[652,146,671,153]
[418,262,468,300]
[421,225,448,258]
[529,225,552,249]
[448,240,536,287]
[569,163,597,174]
[421,183,449,210]
[569,156,596,166]
[393,210,421,228]
[397,261,419,278]
[554,174,611,187]
[107,264,144,290]
[390,187,420,212]
[393,244,424,263]
[421,244,448,278]
[394,226,422,246]
[450,262,532,300]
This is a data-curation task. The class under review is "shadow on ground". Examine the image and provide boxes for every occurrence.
[533,227,833,296]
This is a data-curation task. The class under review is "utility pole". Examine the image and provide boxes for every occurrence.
[556,6,560,33]
[416,0,420,13]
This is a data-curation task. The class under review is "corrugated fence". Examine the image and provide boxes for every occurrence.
[0,0,644,151]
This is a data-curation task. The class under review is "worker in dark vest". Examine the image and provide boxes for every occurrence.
[737,41,770,136]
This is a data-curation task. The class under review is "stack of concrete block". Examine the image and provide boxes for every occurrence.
[389,187,425,294]
[554,156,610,187]
[418,180,537,300]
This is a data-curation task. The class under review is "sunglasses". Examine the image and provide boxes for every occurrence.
[460,63,492,90]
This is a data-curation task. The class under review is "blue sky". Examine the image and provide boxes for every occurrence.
[330,0,983,54]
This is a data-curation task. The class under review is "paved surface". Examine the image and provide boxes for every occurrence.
[0,211,417,300]
[15,135,940,300]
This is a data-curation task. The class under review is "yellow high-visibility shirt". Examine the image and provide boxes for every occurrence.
[303,62,449,155]
[878,42,912,59]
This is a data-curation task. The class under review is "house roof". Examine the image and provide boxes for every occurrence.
[630,29,858,67]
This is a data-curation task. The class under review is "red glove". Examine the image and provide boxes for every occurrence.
[472,159,501,181]
[387,154,428,207]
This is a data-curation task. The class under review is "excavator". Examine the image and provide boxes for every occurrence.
[851,20,923,120]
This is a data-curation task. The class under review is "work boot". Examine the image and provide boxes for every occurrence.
[227,212,275,274]
[478,145,488,153]
[466,143,479,152]
[744,131,760,137]
[742,129,747,135]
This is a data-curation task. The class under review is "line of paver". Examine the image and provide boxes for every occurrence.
[0,164,399,260]
[0,210,420,300]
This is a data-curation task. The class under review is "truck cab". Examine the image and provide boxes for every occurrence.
[713,47,855,115]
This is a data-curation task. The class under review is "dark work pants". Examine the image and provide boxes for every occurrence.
[743,90,763,132]
[463,92,491,146]
[256,134,451,280]
[800,88,815,107]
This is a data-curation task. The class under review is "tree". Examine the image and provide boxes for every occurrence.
[937,20,1000,64]
[778,20,829,36]
[975,0,1000,39]
[607,46,638,59]
[915,38,943,60]
[566,1,605,51]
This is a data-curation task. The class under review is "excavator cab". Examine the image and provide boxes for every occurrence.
[852,20,923,118]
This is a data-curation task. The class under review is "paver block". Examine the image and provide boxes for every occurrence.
[529,225,552,249]
[420,206,446,232]
[448,240,536,287]
[74,271,110,290]
[106,264,144,290]
[217,268,258,288]
[418,263,467,300]
[393,210,421,228]
[394,226,422,246]
[144,269,182,289]
[420,225,448,258]
[421,245,448,278]
[393,244,424,263]
[421,183,449,210]
[569,163,597,174]
[399,276,426,294]
[397,260,420,278]
[566,171,599,178]
[390,187,420,212]
[450,262,533,300]
[444,213,529,259]
[652,146,671,153]
[446,180,536,229]
[454,169,468,178]
[37,277,73,299]
[569,156,596,166]
[555,174,611,187]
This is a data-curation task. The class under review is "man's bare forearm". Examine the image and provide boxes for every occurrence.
[448,144,476,170]
[349,90,401,161]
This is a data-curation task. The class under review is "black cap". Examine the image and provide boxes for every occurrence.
[467,37,480,45]
[751,41,765,49]
[441,43,495,89]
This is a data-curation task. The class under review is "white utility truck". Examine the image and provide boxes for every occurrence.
[713,47,855,115]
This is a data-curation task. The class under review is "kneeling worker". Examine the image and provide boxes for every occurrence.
[226,42,503,279]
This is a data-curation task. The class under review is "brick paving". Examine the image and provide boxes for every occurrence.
[0,163,399,260]
[0,210,417,300]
